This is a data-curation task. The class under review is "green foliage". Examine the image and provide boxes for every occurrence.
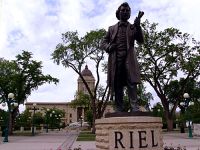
[139,20,200,88]
[52,29,108,133]
[70,91,90,108]
[0,51,59,105]
[0,109,8,127]
[137,19,200,130]
[137,84,153,107]
[15,109,32,128]
[0,51,59,134]
[33,112,44,126]
[121,84,153,111]
[52,29,106,73]
[43,108,65,129]
[185,102,200,123]
[85,109,93,127]
[151,102,164,118]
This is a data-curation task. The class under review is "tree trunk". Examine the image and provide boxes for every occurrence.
[166,117,174,131]
[91,98,96,134]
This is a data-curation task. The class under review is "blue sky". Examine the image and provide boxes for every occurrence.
[0,0,200,111]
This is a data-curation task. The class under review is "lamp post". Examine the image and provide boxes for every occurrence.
[1,93,18,142]
[0,117,3,132]
[46,108,50,133]
[30,103,38,136]
[180,93,194,138]
[50,110,55,130]
[58,114,62,130]
[80,116,83,127]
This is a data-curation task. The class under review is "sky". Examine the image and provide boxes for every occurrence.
[1,0,200,111]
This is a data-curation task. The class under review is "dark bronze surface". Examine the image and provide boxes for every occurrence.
[101,2,145,112]
[105,111,153,118]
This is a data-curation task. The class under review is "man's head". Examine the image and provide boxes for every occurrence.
[116,2,131,21]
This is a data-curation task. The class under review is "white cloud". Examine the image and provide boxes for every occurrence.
[1,0,200,111]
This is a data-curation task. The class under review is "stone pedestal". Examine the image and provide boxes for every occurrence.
[96,116,163,150]
[193,124,200,136]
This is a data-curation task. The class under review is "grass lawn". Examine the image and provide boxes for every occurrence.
[0,131,40,136]
[12,132,39,136]
[76,131,95,141]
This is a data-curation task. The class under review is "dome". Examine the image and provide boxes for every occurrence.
[81,65,93,77]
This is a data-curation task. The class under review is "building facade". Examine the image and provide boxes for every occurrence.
[25,65,113,124]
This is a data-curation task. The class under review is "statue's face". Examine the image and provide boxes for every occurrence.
[119,6,130,21]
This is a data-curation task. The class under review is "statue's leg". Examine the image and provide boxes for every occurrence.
[114,59,125,112]
[127,83,139,112]
[114,82,124,112]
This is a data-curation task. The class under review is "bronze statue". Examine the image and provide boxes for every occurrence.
[101,2,144,112]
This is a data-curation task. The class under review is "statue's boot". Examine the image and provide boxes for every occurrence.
[128,83,140,112]
[130,99,140,112]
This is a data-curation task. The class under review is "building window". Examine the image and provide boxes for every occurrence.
[70,113,72,118]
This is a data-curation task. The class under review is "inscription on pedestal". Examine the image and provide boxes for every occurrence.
[95,117,163,150]
[113,130,158,149]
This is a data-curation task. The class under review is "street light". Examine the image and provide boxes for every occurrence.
[50,110,55,130]
[29,103,38,136]
[1,93,18,142]
[80,116,83,127]
[45,108,50,133]
[180,93,194,138]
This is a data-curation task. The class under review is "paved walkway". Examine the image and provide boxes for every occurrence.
[163,132,200,150]
[71,132,200,150]
[0,131,200,150]
[0,130,79,150]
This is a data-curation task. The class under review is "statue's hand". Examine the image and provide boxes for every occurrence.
[134,11,144,28]
[108,44,117,53]
[134,17,140,28]
[138,11,144,19]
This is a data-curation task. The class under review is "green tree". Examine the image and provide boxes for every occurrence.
[119,84,153,112]
[15,109,32,129]
[137,20,200,131]
[0,51,59,134]
[151,103,167,128]
[33,112,44,126]
[165,79,200,114]
[188,100,200,123]
[167,79,200,132]
[70,91,90,109]
[0,109,8,127]
[43,108,65,130]
[52,29,109,133]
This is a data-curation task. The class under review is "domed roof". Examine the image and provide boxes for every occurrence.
[81,65,93,77]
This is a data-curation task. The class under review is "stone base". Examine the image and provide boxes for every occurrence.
[193,124,200,136]
[105,112,153,118]
[95,116,163,150]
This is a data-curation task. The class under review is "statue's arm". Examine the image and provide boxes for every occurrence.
[134,26,144,44]
[101,27,111,52]
[133,11,144,44]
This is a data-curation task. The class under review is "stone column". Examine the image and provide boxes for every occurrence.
[31,127,36,133]
[96,116,163,150]
[41,126,44,132]
[20,127,24,132]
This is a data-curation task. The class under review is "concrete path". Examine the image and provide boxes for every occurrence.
[71,132,200,150]
[0,130,79,150]
[163,132,200,150]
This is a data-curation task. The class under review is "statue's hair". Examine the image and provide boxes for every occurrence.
[116,2,131,20]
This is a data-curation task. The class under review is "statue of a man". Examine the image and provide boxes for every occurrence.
[101,2,144,112]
